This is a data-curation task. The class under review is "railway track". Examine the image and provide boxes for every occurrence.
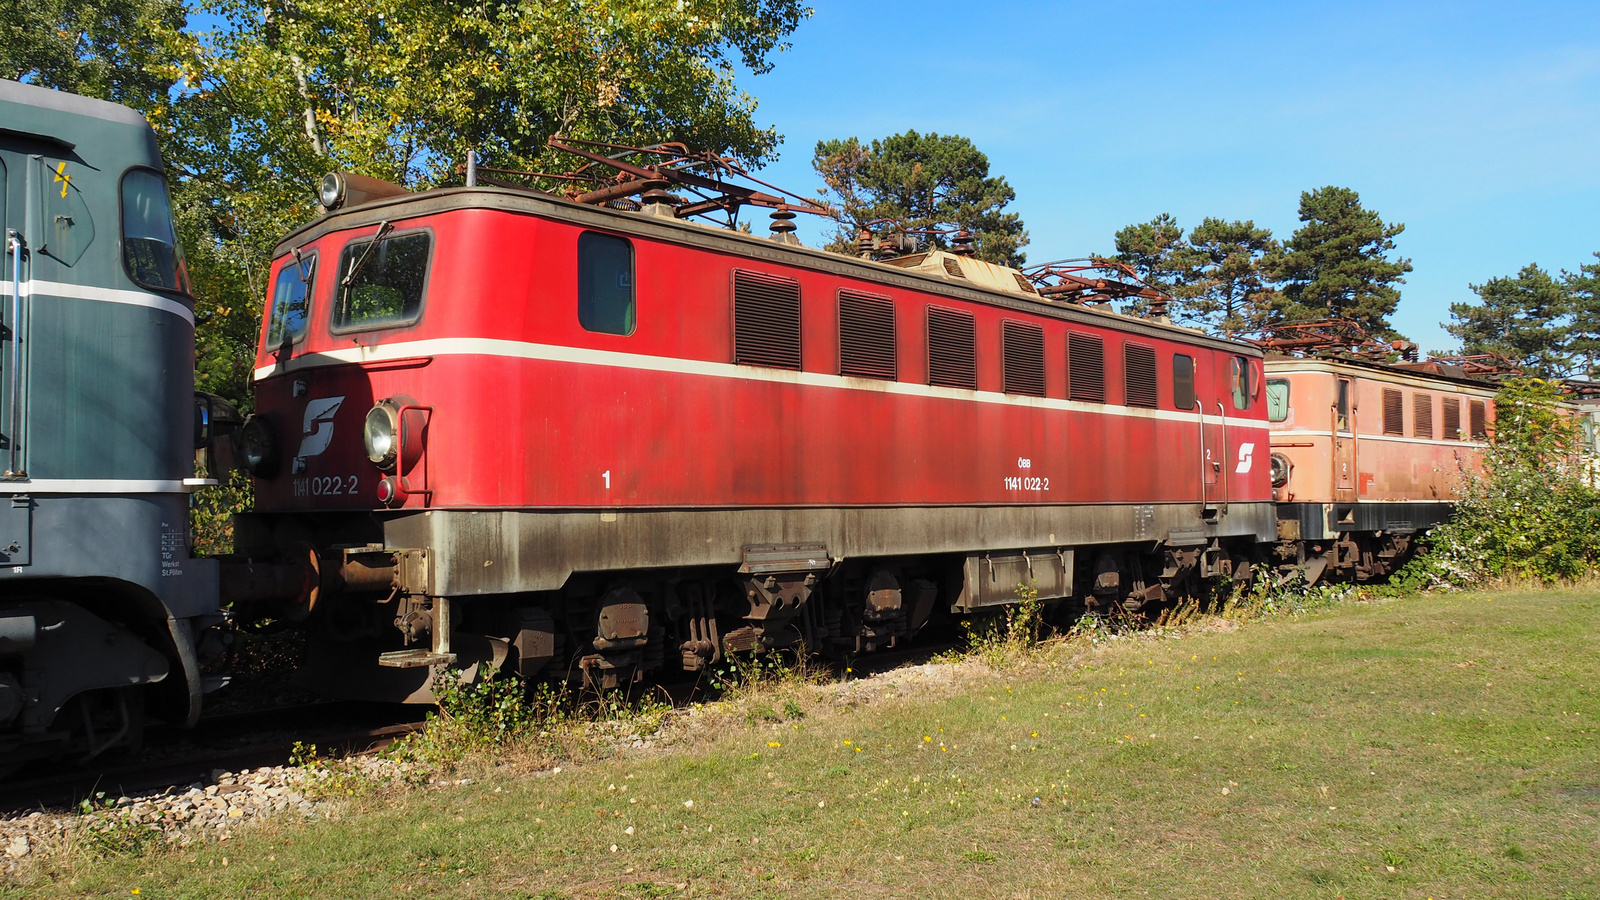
[0,632,963,816]
[0,702,428,815]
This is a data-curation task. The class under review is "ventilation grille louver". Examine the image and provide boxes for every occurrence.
[838,291,896,380]
[733,271,801,370]
[1002,321,1045,396]
[1442,398,1461,440]
[1382,388,1404,435]
[1124,343,1158,408]
[1469,399,1487,440]
[1413,393,1433,439]
[941,258,966,278]
[927,306,977,389]
[1012,273,1038,294]
[1068,333,1105,403]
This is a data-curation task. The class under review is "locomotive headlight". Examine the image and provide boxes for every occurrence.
[239,416,278,477]
[364,396,422,473]
[319,172,347,211]
[1270,452,1292,488]
[364,402,399,470]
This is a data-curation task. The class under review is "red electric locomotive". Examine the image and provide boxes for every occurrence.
[228,155,1276,699]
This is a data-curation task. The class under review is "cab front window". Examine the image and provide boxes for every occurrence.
[121,169,189,294]
[332,229,431,331]
[266,253,315,346]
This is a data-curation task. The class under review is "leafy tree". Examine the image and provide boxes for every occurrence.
[0,0,184,108]
[152,0,810,407]
[1268,186,1412,338]
[1174,218,1280,335]
[812,130,1027,266]
[1564,252,1600,378]
[1110,213,1186,292]
[1444,264,1571,377]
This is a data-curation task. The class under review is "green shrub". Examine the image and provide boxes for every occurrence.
[190,469,252,557]
[1410,378,1600,586]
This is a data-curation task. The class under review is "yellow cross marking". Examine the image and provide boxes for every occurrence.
[53,161,71,199]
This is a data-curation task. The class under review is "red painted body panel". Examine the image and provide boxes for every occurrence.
[1264,359,1495,504]
[251,202,1273,514]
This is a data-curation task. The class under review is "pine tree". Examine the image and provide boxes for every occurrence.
[1176,218,1279,336]
[1112,213,1188,295]
[813,131,1028,266]
[1270,186,1412,338]
[1445,264,1571,377]
[1564,253,1600,378]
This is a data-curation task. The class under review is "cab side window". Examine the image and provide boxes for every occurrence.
[1265,378,1290,422]
[1231,356,1253,410]
[578,232,636,335]
[1172,353,1196,410]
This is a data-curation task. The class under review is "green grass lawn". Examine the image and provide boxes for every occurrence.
[18,588,1600,899]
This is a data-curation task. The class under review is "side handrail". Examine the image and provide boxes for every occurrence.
[1197,401,1208,514]
[1216,400,1229,515]
[394,404,433,503]
[5,229,22,478]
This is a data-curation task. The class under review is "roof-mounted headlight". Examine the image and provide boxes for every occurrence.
[318,173,346,211]
[240,415,278,478]
[319,172,410,212]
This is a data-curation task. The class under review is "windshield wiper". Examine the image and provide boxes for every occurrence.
[341,220,394,287]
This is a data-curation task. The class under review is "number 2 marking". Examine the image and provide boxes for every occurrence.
[602,470,611,489]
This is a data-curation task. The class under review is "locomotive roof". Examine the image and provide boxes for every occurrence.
[1264,353,1499,393]
[0,79,151,129]
[275,185,1262,357]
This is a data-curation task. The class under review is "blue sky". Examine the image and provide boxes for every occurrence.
[739,0,1600,353]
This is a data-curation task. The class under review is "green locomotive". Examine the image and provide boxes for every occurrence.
[0,78,230,769]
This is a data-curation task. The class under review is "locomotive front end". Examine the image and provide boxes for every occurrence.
[0,80,231,771]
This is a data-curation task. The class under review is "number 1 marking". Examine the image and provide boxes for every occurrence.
[602,470,611,489]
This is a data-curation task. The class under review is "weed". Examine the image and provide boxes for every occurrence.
[745,705,783,726]
[385,671,548,771]
[1061,605,1145,646]
[75,798,163,859]
[710,648,818,692]
[1220,570,1354,620]
[962,849,997,863]
[1006,581,1044,651]
[385,669,674,775]
[287,741,386,800]
[960,581,1053,665]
